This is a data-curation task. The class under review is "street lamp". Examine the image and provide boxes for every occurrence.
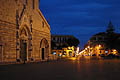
[99,45,101,48]
[112,49,117,55]
[88,46,90,48]
[98,44,102,55]
[88,46,90,56]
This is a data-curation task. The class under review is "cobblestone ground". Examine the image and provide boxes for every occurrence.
[0,57,120,80]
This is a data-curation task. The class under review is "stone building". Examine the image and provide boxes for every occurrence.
[0,0,51,62]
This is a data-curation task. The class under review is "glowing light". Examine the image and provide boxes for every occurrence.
[76,47,79,54]
[53,52,56,55]
[105,51,108,53]
[88,46,90,48]
[79,49,86,55]
[113,49,117,52]
[68,47,71,49]
[112,49,117,54]
[69,57,76,60]
[99,45,101,48]
[90,48,93,49]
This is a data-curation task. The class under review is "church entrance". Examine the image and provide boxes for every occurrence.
[19,26,31,62]
[0,45,2,62]
[20,40,27,61]
[42,48,45,60]
[40,39,49,60]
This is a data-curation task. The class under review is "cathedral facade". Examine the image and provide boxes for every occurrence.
[0,0,51,63]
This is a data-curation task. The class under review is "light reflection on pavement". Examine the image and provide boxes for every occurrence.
[0,58,120,80]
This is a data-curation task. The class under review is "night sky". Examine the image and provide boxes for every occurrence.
[39,0,120,49]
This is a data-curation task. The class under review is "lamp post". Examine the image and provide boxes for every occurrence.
[98,45,101,56]
[88,46,90,56]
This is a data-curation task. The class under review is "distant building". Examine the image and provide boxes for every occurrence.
[0,0,51,63]
[51,35,79,58]
[89,32,108,56]
[51,35,75,49]
[86,21,120,56]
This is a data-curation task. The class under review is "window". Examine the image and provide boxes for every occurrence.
[61,37,63,41]
[53,38,55,40]
[33,0,35,9]
[0,36,1,41]
[16,31,19,38]
[55,37,58,41]
[42,21,44,27]
[0,45,2,61]
[25,0,28,4]
[98,37,103,41]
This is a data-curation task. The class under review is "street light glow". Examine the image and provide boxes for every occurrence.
[99,45,101,48]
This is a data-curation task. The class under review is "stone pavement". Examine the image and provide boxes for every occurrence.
[0,58,120,80]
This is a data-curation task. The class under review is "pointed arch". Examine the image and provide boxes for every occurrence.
[19,25,31,37]
[40,38,49,48]
[19,25,32,62]
[40,38,49,60]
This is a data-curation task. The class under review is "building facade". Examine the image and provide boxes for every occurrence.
[51,35,78,58]
[0,0,51,62]
[84,21,120,56]
[51,35,75,49]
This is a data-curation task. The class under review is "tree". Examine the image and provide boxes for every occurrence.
[66,37,80,47]
[106,21,115,33]
[51,41,56,49]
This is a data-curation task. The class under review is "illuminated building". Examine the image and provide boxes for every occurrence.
[62,46,75,57]
[51,35,79,58]
[86,21,120,56]
[0,0,51,63]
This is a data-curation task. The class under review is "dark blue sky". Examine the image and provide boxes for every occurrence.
[39,0,120,49]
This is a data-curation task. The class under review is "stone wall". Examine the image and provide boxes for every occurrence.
[0,0,51,62]
[0,20,16,62]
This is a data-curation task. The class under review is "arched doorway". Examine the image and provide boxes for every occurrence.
[40,39,49,60]
[19,26,31,62]
[0,45,3,62]
[20,39,27,61]
[0,37,3,62]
